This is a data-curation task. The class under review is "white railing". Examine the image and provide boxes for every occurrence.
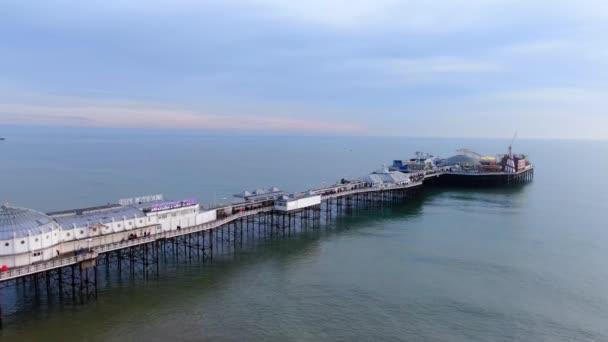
[95,235,159,253]
[0,251,98,281]
[163,207,271,239]
[0,177,445,283]
[0,177,448,283]
[90,207,273,253]
[320,181,424,200]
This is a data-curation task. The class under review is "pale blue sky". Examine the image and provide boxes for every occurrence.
[1,1,607,139]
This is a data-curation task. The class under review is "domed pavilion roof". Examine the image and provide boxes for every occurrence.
[445,154,482,167]
[0,204,59,239]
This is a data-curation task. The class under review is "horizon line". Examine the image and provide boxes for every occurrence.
[1,124,606,142]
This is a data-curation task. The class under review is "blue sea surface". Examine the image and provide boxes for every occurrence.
[1,126,607,341]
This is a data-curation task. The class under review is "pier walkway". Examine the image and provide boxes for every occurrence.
[319,180,423,200]
[0,252,99,282]
[0,172,448,283]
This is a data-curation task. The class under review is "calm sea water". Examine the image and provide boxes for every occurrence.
[1,127,608,341]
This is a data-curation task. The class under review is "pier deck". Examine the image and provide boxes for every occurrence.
[0,168,535,283]
[0,167,533,328]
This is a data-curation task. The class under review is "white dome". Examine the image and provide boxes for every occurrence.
[0,204,60,239]
[445,155,481,167]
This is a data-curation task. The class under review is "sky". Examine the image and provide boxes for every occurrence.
[0,0,607,139]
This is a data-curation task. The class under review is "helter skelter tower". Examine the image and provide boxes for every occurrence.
[503,133,517,173]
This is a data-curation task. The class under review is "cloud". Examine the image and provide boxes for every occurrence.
[236,0,400,29]
[330,56,501,90]
[1,0,607,139]
[0,98,366,134]
[236,0,511,31]
[497,41,574,56]
[372,57,500,74]
[413,86,608,118]
[232,0,607,32]
[483,87,607,107]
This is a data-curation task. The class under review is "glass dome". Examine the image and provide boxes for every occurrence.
[0,204,60,239]
[445,154,482,167]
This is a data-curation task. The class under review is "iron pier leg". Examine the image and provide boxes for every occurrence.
[94,264,98,299]
[210,229,214,260]
[79,264,84,305]
[71,265,76,301]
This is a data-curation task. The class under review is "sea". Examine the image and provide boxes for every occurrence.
[1,126,607,341]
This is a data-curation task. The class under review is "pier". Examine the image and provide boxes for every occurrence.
[0,166,534,328]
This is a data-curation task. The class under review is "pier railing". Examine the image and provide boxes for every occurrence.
[0,176,441,282]
[88,182,432,256]
[0,252,98,281]
[95,235,159,254]
[164,207,272,239]
[92,207,274,253]
[321,180,424,200]
[1,208,273,282]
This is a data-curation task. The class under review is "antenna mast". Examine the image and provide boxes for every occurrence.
[509,131,518,155]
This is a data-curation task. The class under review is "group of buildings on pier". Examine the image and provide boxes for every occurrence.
[0,196,217,268]
[391,147,532,175]
[0,147,534,269]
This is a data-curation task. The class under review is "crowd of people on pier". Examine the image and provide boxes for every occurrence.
[409,173,425,182]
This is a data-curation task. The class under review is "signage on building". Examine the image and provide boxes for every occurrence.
[148,199,197,212]
[119,194,164,206]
